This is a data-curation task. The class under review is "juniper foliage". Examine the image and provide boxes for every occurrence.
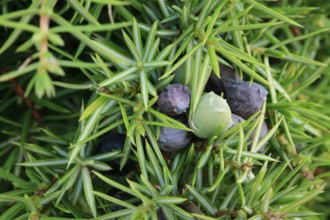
[0,0,329,219]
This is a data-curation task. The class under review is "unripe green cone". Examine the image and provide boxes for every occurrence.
[190,92,232,138]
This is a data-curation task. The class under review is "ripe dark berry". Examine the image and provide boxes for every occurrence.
[229,114,269,152]
[158,117,192,152]
[205,64,241,95]
[258,121,268,141]
[225,81,268,119]
[97,133,131,175]
[230,113,244,128]
[98,133,126,155]
[158,84,191,116]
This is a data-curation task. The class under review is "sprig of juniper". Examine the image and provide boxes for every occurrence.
[0,0,329,219]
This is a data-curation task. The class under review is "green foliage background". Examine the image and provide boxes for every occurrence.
[0,0,329,219]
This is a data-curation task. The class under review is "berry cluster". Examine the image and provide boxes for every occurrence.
[97,65,269,172]
[157,64,269,152]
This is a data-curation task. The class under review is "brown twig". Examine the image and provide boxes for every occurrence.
[12,78,45,126]
[39,0,49,69]
[0,69,45,126]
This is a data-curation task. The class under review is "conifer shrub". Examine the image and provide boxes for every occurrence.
[0,0,329,219]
